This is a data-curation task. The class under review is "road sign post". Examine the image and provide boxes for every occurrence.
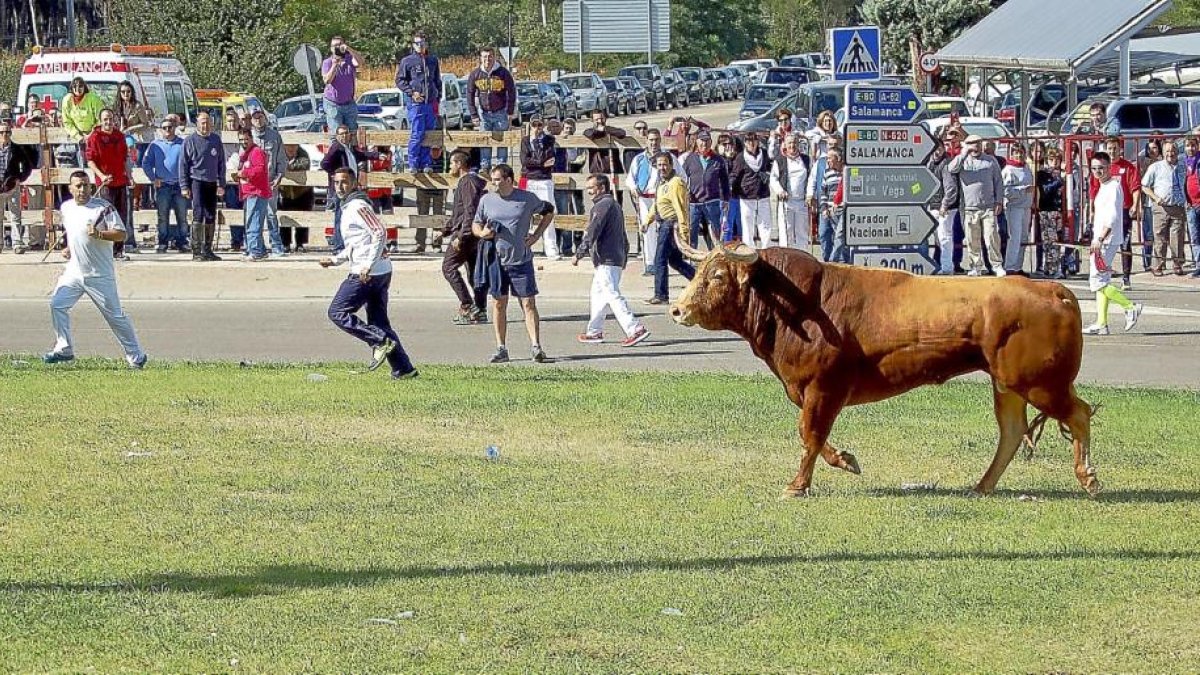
[830,26,881,82]
[841,82,938,274]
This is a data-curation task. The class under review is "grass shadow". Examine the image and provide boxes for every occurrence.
[554,349,732,363]
[7,548,1197,598]
[866,486,1200,503]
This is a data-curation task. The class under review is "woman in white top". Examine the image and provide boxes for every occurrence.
[805,110,838,161]
[1083,151,1142,335]
[769,133,811,250]
[1001,143,1035,273]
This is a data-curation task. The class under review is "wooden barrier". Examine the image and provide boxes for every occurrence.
[7,126,654,245]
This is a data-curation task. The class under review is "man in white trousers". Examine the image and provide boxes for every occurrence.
[518,115,560,259]
[770,133,811,250]
[574,174,650,347]
[624,127,678,274]
[729,132,773,248]
[43,171,147,368]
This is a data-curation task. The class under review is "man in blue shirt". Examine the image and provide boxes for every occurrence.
[395,30,442,173]
[141,118,188,253]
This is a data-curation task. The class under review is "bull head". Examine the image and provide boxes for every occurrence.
[670,242,759,329]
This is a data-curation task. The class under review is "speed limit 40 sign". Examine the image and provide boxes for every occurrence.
[918,52,940,74]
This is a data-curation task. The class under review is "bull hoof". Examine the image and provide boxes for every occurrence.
[839,452,862,476]
[779,486,810,500]
[966,487,991,498]
[1084,478,1103,498]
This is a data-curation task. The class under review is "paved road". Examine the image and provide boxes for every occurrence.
[3,271,1198,388]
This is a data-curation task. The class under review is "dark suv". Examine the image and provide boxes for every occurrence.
[618,64,666,111]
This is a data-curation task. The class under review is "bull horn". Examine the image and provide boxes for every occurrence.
[718,242,759,263]
[673,219,709,263]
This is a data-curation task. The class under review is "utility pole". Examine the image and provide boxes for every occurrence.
[66,0,77,46]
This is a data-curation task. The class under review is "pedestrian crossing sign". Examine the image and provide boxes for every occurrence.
[831,26,881,81]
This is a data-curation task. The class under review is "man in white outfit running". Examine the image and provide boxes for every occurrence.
[43,171,147,367]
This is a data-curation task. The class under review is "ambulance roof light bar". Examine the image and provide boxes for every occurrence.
[30,43,176,57]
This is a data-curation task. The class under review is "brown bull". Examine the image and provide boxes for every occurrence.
[669,241,1099,498]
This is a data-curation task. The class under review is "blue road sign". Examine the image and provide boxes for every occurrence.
[845,85,925,124]
[831,26,881,82]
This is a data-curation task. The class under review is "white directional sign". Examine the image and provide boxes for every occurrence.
[844,206,937,246]
[851,247,936,276]
[844,124,936,166]
[499,47,520,65]
[843,166,940,206]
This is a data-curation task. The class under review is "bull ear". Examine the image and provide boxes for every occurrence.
[718,242,759,264]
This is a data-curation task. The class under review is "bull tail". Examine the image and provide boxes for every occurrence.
[1023,403,1102,460]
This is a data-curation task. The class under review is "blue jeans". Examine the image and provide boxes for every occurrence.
[243,196,270,257]
[723,199,739,241]
[654,218,696,300]
[688,199,723,249]
[327,272,414,377]
[406,101,436,170]
[1141,204,1154,269]
[478,109,510,169]
[323,99,358,135]
[1188,206,1200,269]
[154,183,188,248]
[822,211,849,263]
[264,194,286,254]
[327,195,345,253]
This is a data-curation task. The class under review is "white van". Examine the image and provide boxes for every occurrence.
[17,43,200,125]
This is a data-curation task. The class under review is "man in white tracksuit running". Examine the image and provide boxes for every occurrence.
[769,133,811,250]
[43,171,147,368]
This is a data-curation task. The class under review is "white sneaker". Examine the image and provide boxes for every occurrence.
[1124,303,1144,331]
[1082,323,1110,336]
[967,269,981,277]
[995,268,1007,278]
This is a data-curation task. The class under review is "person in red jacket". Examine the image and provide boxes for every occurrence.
[86,109,133,258]
[229,128,282,260]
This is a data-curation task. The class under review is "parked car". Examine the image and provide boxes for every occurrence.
[739,84,792,121]
[557,72,606,114]
[273,94,322,131]
[356,75,465,130]
[674,67,710,104]
[617,76,650,114]
[661,69,688,108]
[601,78,626,116]
[516,81,561,122]
[730,78,900,132]
[544,81,578,120]
[723,66,749,98]
[762,67,818,88]
[925,116,1015,158]
[918,96,971,120]
[618,64,666,110]
[1061,95,1200,136]
[704,68,730,101]
[780,52,831,78]
[729,59,766,77]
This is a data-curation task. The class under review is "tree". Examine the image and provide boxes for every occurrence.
[860,0,991,72]
[761,0,860,57]
[109,0,299,107]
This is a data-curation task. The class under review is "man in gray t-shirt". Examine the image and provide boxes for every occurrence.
[472,163,556,364]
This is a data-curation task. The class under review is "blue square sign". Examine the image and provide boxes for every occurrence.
[831,26,881,82]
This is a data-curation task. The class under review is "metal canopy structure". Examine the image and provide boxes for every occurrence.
[935,0,1174,77]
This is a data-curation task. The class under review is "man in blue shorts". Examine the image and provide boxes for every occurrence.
[472,163,556,364]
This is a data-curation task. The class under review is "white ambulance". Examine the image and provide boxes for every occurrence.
[16,43,200,125]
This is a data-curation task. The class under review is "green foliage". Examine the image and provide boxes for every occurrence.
[762,0,860,56]
[0,55,24,104]
[1162,0,1200,25]
[861,0,991,71]
[108,0,300,108]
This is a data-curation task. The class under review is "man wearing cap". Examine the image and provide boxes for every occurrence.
[250,109,289,254]
[730,132,772,248]
[395,30,442,173]
[947,133,1004,276]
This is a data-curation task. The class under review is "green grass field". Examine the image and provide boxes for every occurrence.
[1,359,1198,672]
